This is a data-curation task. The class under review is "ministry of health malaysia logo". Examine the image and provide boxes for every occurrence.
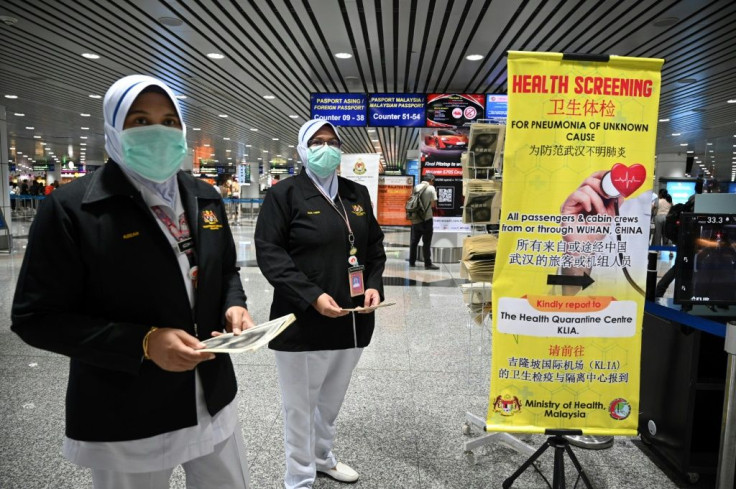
[609,398,631,420]
[493,394,522,416]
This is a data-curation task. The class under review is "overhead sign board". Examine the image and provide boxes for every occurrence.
[310,93,367,126]
[368,93,425,127]
[485,94,508,121]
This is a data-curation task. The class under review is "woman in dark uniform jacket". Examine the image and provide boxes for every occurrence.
[11,75,253,489]
[255,119,386,489]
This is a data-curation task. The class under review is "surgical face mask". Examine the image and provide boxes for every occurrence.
[120,125,187,183]
[307,145,341,178]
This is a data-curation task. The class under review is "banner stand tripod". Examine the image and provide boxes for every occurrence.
[502,429,595,489]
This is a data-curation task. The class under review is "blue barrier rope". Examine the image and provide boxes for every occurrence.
[649,245,677,252]
[10,195,46,200]
[645,300,728,338]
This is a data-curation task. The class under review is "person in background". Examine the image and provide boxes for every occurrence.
[409,173,439,270]
[44,180,54,195]
[255,119,386,489]
[652,189,672,246]
[11,74,254,489]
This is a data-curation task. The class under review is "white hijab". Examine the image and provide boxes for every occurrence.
[103,75,186,207]
[297,119,342,200]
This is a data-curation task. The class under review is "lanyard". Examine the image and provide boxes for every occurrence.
[309,180,357,255]
[151,206,197,266]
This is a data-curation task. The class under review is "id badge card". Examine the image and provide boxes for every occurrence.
[348,265,365,297]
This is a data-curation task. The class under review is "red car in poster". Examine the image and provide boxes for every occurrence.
[424,129,468,150]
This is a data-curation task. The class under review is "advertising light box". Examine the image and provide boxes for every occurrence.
[310,93,367,126]
[485,94,508,121]
[368,94,425,127]
[426,94,485,128]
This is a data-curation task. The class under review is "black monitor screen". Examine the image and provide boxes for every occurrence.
[674,213,736,306]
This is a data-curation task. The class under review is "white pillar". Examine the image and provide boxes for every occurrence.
[0,104,11,237]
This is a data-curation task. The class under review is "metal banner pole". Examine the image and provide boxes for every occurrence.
[716,321,736,489]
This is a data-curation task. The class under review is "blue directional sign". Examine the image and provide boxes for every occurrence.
[310,93,367,127]
[368,94,425,127]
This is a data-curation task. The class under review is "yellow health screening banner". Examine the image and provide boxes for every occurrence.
[487,52,663,436]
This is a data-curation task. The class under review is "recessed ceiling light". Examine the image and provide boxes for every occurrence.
[334,52,352,59]
[81,127,89,130]
[80,136,87,139]
[671,133,681,136]
[246,144,252,147]
[80,113,91,117]
[192,127,201,131]
[466,54,484,61]
[204,144,210,147]
[175,95,187,100]
[367,128,376,132]
[5,94,18,99]
[40,142,46,146]
[207,53,225,59]
[158,16,183,26]
[686,150,694,154]
[263,95,276,100]
[371,139,379,142]
[82,53,100,59]
[288,145,294,148]
[33,135,41,139]
[9,147,15,150]
[288,115,299,118]
[88,94,102,99]
[263,150,269,153]
[223,137,230,140]
[728,100,736,104]
[218,114,228,118]
[80,143,86,146]
[250,128,258,131]
[659,118,669,122]
[25,126,34,130]
[652,17,679,27]
[226,149,231,152]
[272,138,279,141]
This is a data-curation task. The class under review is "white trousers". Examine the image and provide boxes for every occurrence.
[90,427,250,489]
[275,348,363,489]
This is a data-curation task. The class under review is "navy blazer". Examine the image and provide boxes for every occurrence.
[11,161,245,442]
[255,171,386,351]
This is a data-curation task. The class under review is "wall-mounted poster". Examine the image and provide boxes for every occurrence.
[426,94,485,128]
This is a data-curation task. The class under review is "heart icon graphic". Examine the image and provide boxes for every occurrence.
[609,163,646,197]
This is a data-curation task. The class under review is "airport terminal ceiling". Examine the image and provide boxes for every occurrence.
[1,0,736,179]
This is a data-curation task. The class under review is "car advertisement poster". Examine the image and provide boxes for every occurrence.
[310,93,367,126]
[377,175,414,226]
[487,51,663,436]
[368,94,425,127]
[420,128,470,232]
[426,94,485,128]
[340,154,380,218]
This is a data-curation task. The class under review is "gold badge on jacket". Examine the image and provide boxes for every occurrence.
[201,210,223,230]
[351,204,366,216]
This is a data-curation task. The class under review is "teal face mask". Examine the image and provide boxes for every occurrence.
[307,145,341,178]
[120,125,187,183]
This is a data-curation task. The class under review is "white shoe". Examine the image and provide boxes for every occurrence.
[317,462,359,483]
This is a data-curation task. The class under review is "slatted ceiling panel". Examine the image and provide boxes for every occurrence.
[3,0,736,178]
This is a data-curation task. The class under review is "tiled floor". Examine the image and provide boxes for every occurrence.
[0,218,691,488]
